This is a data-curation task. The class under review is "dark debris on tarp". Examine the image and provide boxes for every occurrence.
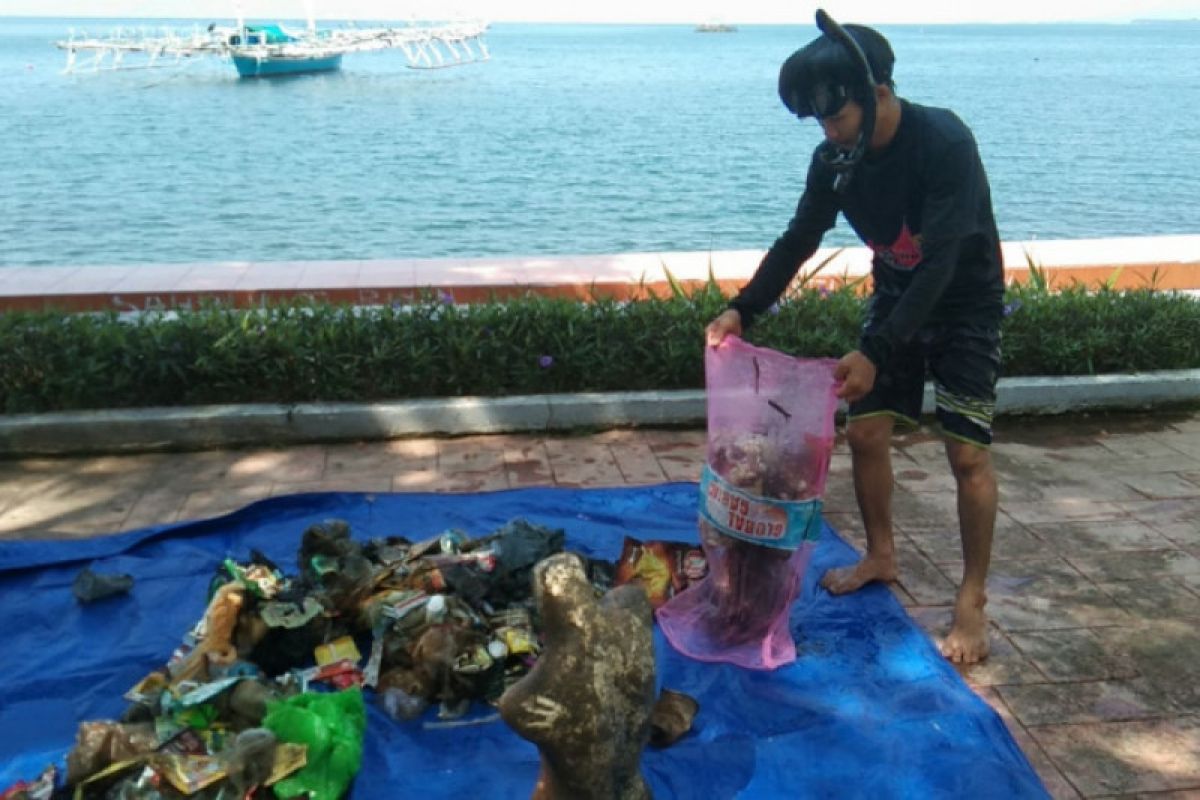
[71,569,135,605]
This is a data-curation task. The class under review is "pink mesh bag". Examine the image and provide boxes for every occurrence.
[657,335,838,670]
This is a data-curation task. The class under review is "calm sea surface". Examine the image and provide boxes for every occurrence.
[1,18,1198,267]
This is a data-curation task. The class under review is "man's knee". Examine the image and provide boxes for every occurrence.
[945,440,993,484]
[847,416,893,457]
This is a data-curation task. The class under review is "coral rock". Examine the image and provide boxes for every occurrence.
[499,553,656,800]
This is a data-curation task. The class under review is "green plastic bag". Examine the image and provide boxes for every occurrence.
[263,688,366,800]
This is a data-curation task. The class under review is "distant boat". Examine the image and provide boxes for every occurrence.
[695,21,738,33]
[56,8,490,78]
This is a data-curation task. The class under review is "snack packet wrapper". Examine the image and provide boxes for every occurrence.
[613,536,708,609]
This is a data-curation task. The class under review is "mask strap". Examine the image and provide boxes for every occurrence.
[814,9,877,193]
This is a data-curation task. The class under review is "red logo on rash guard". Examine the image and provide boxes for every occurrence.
[869,223,924,270]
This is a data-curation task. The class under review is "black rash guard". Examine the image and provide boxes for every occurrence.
[729,99,1005,369]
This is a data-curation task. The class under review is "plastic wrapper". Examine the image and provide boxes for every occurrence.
[613,536,707,609]
[263,688,366,800]
[65,721,158,784]
[0,765,55,800]
[223,728,278,795]
[658,336,837,670]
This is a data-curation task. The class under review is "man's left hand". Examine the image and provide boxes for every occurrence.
[834,350,877,402]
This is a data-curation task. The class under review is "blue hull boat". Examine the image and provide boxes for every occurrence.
[232,52,342,77]
[57,18,489,78]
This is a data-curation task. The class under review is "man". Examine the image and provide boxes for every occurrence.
[705,12,1004,664]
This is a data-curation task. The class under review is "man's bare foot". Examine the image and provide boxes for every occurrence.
[819,554,898,595]
[941,590,990,664]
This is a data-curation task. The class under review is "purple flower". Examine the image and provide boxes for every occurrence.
[767,303,781,315]
[439,291,455,305]
[1003,299,1023,317]
[818,286,832,299]
[538,354,554,369]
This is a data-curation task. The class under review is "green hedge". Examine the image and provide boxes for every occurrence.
[2,282,1198,414]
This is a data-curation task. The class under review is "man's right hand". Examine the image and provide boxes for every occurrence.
[705,309,743,347]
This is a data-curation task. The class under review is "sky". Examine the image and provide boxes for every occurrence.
[2,0,1198,24]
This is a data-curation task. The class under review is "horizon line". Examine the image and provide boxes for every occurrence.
[4,13,1195,25]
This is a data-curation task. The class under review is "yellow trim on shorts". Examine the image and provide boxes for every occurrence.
[938,426,992,451]
[846,410,920,430]
[846,412,991,450]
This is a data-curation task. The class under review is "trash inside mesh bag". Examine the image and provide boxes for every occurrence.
[658,336,838,670]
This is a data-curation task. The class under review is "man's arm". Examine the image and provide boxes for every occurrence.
[728,159,839,327]
[859,140,981,368]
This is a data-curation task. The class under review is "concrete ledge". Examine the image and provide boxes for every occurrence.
[6,235,1200,313]
[990,371,1200,415]
[2,373,1198,456]
[546,391,706,430]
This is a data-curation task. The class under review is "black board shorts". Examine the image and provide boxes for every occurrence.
[848,318,1002,447]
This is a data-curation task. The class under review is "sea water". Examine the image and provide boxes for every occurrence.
[1,18,1198,267]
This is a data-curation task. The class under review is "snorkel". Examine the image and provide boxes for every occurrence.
[778,10,884,193]
[813,9,878,192]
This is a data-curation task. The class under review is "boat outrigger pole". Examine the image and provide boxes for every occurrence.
[56,2,490,77]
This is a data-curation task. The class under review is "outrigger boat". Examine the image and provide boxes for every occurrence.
[695,21,738,33]
[56,2,489,78]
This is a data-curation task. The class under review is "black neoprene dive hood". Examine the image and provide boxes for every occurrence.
[778,10,895,192]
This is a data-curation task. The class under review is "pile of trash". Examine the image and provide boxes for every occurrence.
[9,517,621,800]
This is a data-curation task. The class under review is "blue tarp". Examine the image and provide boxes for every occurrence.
[0,485,1049,798]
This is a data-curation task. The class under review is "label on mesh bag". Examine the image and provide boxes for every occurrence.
[698,464,822,550]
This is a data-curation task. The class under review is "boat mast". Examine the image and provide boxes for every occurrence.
[304,0,317,34]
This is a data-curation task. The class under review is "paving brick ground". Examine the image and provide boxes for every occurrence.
[3,409,1199,798]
